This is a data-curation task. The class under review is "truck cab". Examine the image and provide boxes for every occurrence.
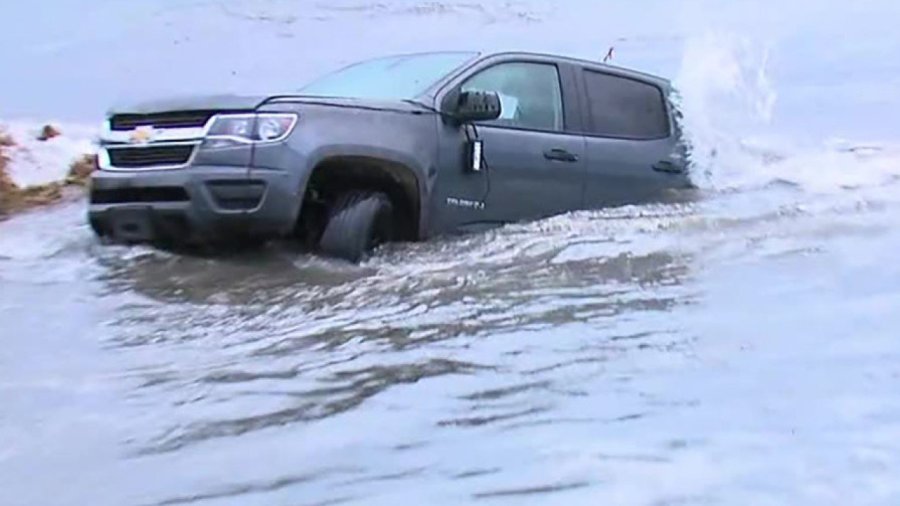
[430,52,689,233]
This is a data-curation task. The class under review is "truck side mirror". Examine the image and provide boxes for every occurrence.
[454,90,502,123]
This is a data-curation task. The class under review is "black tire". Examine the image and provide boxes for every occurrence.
[319,192,394,262]
[88,214,107,238]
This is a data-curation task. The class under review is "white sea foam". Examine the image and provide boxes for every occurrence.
[0,121,97,188]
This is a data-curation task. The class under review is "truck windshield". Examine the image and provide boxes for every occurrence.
[300,52,477,100]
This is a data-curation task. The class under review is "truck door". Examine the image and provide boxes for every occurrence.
[436,60,585,229]
[578,68,687,207]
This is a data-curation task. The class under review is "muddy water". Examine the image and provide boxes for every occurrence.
[3,1,900,505]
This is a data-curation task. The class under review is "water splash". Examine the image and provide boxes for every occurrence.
[673,32,777,190]
[674,31,900,197]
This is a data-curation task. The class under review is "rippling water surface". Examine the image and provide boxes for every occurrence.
[3,1,900,505]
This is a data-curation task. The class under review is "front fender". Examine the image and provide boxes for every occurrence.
[253,104,441,236]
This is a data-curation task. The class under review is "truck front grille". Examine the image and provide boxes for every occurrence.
[109,111,217,131]
[107,144,196,169]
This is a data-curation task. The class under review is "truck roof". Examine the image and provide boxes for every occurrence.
[478,51,672,88]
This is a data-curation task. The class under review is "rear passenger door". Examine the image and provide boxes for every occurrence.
[579,68,685,207]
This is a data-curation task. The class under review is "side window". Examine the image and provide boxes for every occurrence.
[461,62,564,132]
[582,70,670,139]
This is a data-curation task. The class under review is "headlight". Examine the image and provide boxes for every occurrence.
[202,113,298,149]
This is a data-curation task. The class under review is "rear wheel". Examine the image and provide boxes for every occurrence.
[319,191,393,262]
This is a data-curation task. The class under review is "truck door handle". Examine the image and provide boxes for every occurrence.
[544,148,579,162]
[652,160,684,174]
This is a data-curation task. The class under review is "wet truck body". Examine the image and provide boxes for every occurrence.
[90,51,690,261]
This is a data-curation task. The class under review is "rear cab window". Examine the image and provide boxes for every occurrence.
[581,69,670,140]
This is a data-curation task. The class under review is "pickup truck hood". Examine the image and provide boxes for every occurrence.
[108,94,430,115]
[107,94,270,115]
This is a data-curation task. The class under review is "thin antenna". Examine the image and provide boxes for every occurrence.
[603,46,615,63]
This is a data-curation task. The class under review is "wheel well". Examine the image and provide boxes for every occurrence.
[302,156,421,242]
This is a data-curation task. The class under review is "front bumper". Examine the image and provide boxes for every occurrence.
[88,165,299,244]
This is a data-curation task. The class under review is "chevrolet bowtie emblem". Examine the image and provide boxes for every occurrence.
[129,126,155,144]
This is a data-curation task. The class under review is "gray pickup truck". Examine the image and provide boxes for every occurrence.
[90,51,691,261]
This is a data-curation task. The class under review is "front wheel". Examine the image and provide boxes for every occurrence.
[319,192,394,262]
